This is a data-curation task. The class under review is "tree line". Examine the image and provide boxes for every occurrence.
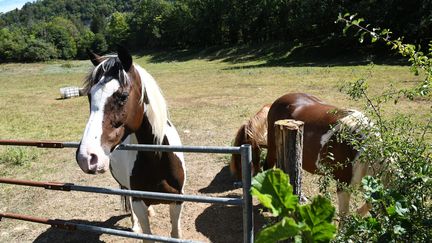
[1,0,431,62]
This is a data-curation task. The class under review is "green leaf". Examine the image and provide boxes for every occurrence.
[298,196,336,242]
[251,169,298,216]
[255,217,301,243]
[394,201,409,216]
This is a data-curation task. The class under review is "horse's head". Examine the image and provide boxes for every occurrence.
[76,47,144,174]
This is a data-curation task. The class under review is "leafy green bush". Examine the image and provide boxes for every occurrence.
[251,169,336,243]
[22,39,58,62]
[333,13,432,242]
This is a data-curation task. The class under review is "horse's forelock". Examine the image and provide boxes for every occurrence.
[83,55,130,94]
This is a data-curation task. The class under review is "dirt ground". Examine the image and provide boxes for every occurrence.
[0,136,326,243]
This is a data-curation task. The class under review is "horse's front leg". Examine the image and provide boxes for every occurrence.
[131,198,153,243]
[169,202,183,238]
[127,196,142,233]
[337,190,351,216]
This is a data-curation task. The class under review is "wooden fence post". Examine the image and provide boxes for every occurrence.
[274,119,304,197]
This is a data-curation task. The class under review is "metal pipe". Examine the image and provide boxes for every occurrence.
[240,145,254,243]
[0,212,202,243]
[0,139,65,148]
[0,140,242,154]
[0,178,243,205]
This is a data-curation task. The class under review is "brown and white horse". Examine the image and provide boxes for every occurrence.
[266,93,374,215]
[230,104,270,180]
[75,47,185,240]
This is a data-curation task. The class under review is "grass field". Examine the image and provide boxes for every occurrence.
[0,48,430,242]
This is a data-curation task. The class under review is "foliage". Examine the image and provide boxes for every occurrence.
[0,27,27,62]
[1,0,432,61]
[333,14,432,242]
[106,12,130,48]
[22,38,58,61]
[251,169,336,243]
[338,13,431,99]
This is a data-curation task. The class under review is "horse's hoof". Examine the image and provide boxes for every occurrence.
[132,225,143,234]
[148,206,155,217]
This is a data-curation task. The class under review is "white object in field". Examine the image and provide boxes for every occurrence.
[60,86,84,99]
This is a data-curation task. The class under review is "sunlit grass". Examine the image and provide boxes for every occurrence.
[0,50,430,242]
[0,55,428,176]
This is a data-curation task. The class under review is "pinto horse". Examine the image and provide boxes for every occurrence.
[265,93,374,215]
[75,47,186,239]
[230,104,270,180]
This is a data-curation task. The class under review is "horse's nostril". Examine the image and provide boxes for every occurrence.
[89,153,98,165]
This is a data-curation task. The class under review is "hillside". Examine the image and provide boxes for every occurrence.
[0,0,431,63]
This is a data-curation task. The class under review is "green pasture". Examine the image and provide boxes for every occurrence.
[0,52,428,178]
[0,50,430,242]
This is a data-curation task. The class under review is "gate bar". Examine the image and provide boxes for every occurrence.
[0,178,243,205]
[0,212,201,243]
[0,140,241,154]
[241,145,253,243]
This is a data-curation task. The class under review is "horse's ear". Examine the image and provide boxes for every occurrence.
[87,49,102,66]
[117,45,132,72]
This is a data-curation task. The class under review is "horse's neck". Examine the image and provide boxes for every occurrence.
[135,114,165,145]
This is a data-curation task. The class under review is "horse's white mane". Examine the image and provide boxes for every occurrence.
[135,64,168,145]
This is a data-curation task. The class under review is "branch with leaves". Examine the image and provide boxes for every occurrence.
[337,13,431,99]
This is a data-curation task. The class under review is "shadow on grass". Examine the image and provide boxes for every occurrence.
[33,214,130,243]
[195,204,267,243]
[138,41,408,68]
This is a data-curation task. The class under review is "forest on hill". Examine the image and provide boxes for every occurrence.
[1,0,431,62]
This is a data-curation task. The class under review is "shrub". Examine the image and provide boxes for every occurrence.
[333,13,432,242]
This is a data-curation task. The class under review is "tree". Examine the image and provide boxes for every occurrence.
[76,28,95,59]
[91,33,108,54]
[22,39,58,61]
[0,27,27,62]
[106,12,130,48]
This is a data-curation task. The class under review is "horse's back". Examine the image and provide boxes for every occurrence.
[266,93,353,172]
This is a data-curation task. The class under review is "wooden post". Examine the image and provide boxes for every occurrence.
[274,119,304,197]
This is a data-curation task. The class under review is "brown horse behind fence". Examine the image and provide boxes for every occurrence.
[230,104,270,180]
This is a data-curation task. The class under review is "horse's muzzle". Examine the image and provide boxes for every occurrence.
[76,143,109,174]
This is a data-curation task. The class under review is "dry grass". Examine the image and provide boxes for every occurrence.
[0,53,429,242]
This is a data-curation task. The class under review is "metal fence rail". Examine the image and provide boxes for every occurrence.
[0,212,202,243]
[0,139,254,243]
[0,178,243,205]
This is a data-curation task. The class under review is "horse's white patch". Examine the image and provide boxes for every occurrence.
[110,134,138,188]
[132,200,152,238]
[77,78,120,172]
[315,110,370,169]
[169,203,183,238]
[165,120,186,192]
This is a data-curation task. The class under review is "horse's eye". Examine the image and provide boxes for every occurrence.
[115,92,129,104]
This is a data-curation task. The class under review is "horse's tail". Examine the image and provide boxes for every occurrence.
[246,104,270,148]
